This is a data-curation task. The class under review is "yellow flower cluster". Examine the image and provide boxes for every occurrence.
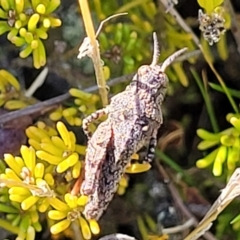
[0,121,100,239]
[0,69,29,109]
[0,145,52,239]
[49,88,100,127]
[49,193,100,239]
[0,177,40,240]
[50,106,82,127]
[196,113,240,176]
[1,146,55,211]
[26,121,85,180]
[0,0,61,68]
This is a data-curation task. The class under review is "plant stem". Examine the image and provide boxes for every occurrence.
[199,45,239,114]
[190,68,219,133]
[155,150,192,183]
[78,0,108,106]
[156,163,217,240]
[0,73,134,126]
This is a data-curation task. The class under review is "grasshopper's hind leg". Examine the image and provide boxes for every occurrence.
[82,108,109,138]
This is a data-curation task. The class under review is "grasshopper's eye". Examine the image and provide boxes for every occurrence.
[137,65,150,76]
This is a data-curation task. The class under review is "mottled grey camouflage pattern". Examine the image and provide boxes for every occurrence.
[81,33,187,220]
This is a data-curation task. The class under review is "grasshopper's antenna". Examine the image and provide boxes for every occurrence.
[161,47,188,72]
[150,32,160,66]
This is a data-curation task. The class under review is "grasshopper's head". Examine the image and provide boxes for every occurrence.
[134,33,187,95]
[135,64,168,93]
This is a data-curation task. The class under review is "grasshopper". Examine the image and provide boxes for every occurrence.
[81,33,187,220]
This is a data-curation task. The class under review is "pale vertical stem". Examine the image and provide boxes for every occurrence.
[78,0,108,106]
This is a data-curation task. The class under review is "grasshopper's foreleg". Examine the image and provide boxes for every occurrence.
[82,108,108,138]
[145,137,157,162]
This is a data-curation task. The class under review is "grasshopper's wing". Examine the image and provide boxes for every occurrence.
[83,92,145,219]
[83,120,148,220]
[84,126,147,221]
[83,141,118,220]
[83,118,143,220]
[81,120,113,196]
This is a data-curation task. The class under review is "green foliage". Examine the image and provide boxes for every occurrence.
[95,1,156,76]
[196,113,240,177]
[0,0,61,68]
[209,82,240,99]
[91,0,195,86]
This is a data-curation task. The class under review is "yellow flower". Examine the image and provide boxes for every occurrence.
[0,69,23,107]
[1,146,55,212]
[196,114,240,176]
[49,193,100,238]
[26,121,84,180]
